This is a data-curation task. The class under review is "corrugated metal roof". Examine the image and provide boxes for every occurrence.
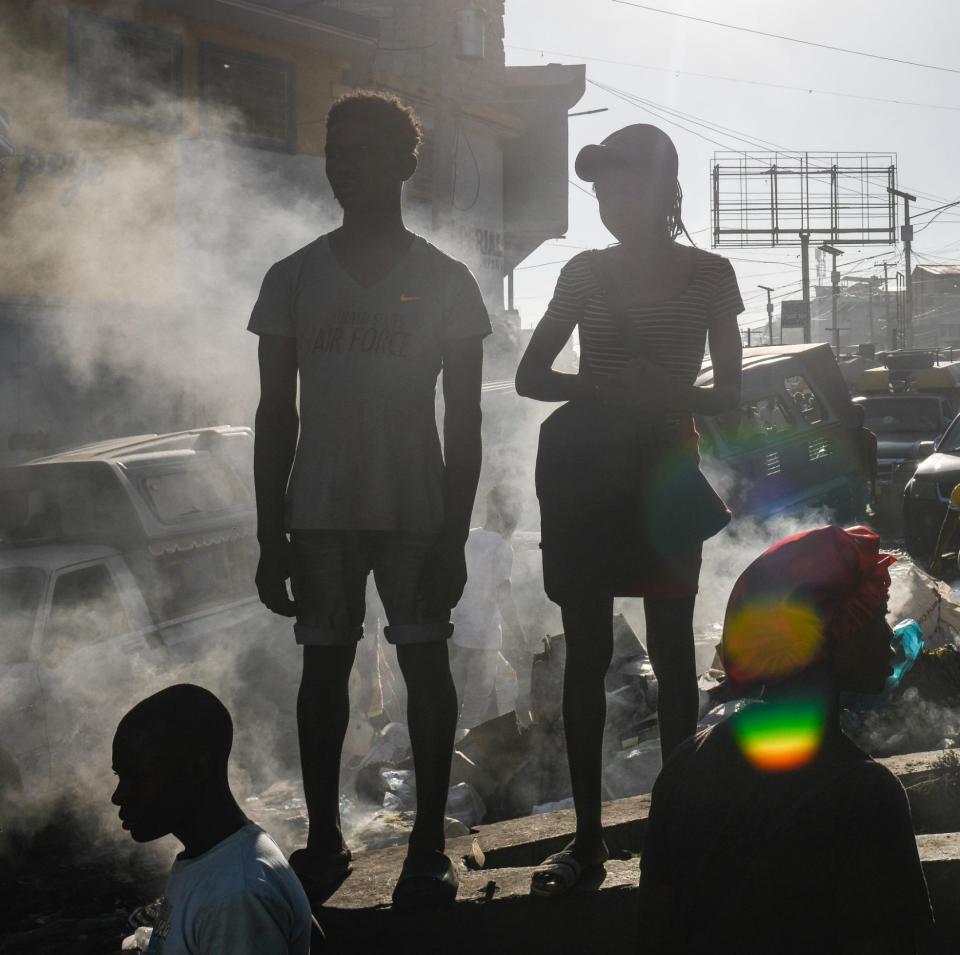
[916,265,960,277]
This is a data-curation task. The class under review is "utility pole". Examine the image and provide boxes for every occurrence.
[889,187,917,347]
[867,277,874,346]
[819,243,844,355]
[759,285,775,345]
[897,272,905,347]
[800,231,811,343]
[879,261,895,349]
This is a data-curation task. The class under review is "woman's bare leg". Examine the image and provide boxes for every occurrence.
[560,594,614,864]
[644,595,698,761]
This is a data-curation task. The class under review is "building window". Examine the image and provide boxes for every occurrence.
[67,10,182,130]
[198,43,295,153]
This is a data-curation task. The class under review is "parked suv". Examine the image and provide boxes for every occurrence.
[0,427,297,801]
[852,394,950,512]
[903,412,960,559]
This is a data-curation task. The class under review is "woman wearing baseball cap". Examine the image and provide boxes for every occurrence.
[516,124,745,894]
[637,525,932,952]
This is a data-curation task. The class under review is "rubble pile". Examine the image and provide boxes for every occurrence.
[846,645,960,757]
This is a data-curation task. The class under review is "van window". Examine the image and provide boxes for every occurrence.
[43,564,132,659]
[785,375,825,425]
[139,462,252,524]
[725,396,794,448]
[0,567,45,664]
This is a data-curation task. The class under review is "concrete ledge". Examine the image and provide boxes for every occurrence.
[323,835,960,955]
[321,753,960,955]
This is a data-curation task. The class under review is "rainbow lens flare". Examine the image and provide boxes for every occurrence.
[722,598,825,687]
[732,699,827,772]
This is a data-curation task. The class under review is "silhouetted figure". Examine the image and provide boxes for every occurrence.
[249,91,489,908]
[515,124,743,894]
[111,684,313,953]
[637,526,932,954]
[450,486,527,730]
[852,402,879,515]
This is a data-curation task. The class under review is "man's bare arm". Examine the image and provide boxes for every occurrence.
[253,335,299,616]
[420,336,483,612]
[441,336,484,546]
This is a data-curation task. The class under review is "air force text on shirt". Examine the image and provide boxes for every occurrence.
[313,308,422,358]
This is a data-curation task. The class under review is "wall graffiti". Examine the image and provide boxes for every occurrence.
[473,227,503,272]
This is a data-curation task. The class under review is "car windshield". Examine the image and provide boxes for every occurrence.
[861,397,943,434]
[0,566,45,657]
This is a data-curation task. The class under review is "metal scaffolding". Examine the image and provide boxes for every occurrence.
[711,151,898,248]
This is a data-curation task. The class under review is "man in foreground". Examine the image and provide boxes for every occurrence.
[250,91,489,907]
[637,525,933,954]
[111,684,313,954]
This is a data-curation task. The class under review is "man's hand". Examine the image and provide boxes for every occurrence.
[255,537,297,617]
[418,534,467,618]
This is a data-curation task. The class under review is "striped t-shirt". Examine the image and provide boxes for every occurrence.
[542,248,744,387]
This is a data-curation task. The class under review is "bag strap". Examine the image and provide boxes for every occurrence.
[588,251,655,371]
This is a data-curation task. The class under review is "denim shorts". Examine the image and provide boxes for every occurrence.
[289,530,453,647]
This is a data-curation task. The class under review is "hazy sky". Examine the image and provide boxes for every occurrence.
[503,0,960,334]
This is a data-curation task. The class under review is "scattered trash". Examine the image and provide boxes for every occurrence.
[889,619,925,689]
[359,722,412,768]
[351,811,470,851]
[446,782,487,829]
[603,739,662,799]
[380,770,416,812]
[121,926,153,951]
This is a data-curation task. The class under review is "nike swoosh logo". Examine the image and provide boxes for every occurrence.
[399,294,419,302]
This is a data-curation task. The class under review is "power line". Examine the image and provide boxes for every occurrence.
[569,178,595,198]
[611,1,960,76]
[505,43,960,114]
[591,80,781,150]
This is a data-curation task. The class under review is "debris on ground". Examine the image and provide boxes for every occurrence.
[905,750,960,833]
[603,739,662,800]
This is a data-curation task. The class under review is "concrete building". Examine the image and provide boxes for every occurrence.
[0,0,583,459]
[912,264,960,350]
[809,277,901,353]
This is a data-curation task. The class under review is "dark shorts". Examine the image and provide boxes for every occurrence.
[290,530,453,647]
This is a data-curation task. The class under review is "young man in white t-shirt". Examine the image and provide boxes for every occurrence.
[249,92,489,908]
[111,685,313,954]
[451,486,526,729]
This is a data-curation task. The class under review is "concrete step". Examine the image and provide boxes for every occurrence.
[320,750,960,954]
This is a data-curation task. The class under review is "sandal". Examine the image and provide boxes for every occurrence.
[289,847,353,907]
[530,849,604,897]
[391,850,459,910]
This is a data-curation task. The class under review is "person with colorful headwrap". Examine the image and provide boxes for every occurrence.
[636,525,932,955]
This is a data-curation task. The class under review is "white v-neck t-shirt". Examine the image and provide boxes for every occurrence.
[249,234,490,533]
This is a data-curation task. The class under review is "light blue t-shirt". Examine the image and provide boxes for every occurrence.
[146,824,311,955]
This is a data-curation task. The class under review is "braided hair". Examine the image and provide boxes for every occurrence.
[670,181,696,246]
